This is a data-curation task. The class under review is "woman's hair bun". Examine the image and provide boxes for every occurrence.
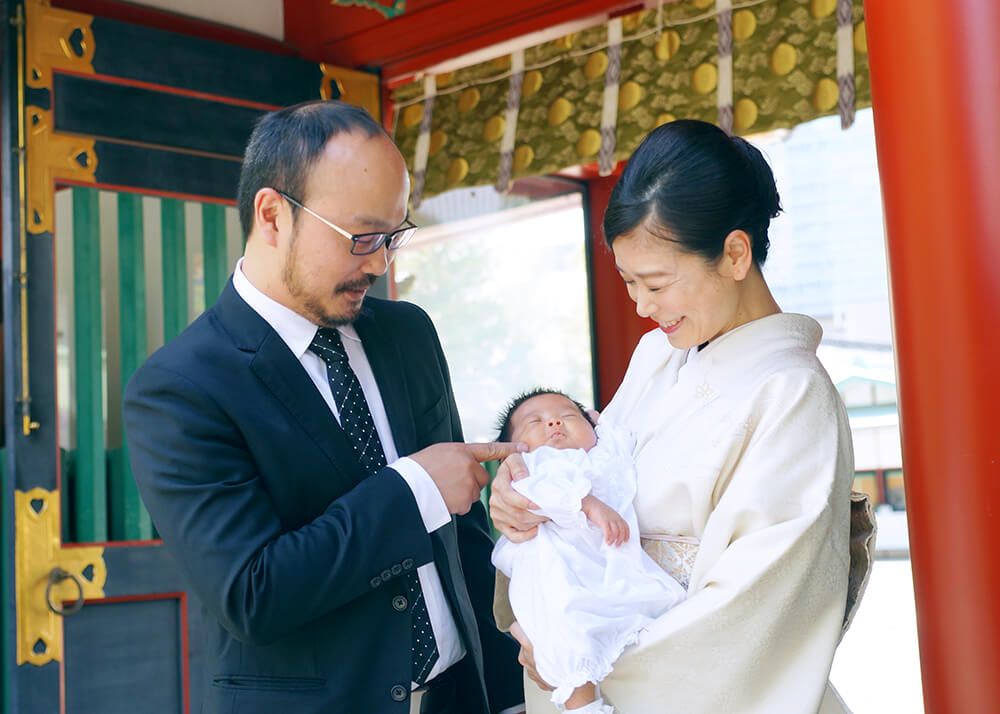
[604,120,782,266]
[731,135,782,221]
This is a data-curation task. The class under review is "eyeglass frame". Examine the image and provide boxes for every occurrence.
[274,189,418,256]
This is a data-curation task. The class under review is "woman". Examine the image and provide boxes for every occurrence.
[491,119,864,713]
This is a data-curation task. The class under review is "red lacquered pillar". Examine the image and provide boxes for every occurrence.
[864,2,1000,711]
[585,174,650,408]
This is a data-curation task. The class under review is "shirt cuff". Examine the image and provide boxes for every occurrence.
[497,706,526,714]
[391,457,451,533]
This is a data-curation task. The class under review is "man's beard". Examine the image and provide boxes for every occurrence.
[282,239,376,327]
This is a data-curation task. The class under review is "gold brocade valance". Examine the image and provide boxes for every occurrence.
[390,0,870,203]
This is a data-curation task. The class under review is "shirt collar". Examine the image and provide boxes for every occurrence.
[232,257,361,359]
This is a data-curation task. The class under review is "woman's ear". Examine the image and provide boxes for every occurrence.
[719,230,753,280]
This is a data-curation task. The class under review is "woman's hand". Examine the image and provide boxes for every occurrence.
[509,621,554,692]
[489,454,548,543]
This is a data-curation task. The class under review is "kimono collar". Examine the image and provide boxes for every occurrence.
[679,313,822,379]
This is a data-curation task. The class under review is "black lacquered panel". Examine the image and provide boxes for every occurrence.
[15,663,60,714]
[90,16,328,107]
[54,73,264,158]
[91,140,241,202]
[65,598,184,714]
[102,544,186,597]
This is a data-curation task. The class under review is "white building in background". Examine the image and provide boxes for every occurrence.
[751,109,907,521]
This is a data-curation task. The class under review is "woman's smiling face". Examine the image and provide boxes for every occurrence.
[612,224,745,351]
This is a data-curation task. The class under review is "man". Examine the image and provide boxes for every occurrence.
[124,101,524,714]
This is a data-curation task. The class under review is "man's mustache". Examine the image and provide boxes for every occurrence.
[335,275,377,293]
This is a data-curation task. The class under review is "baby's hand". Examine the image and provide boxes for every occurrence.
[581,495,629,546]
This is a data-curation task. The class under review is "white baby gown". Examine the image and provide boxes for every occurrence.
[492,422,686,707]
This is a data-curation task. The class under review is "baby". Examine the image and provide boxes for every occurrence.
[492,389,686,714]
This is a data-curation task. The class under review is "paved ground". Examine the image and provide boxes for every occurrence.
[830,558,924,713]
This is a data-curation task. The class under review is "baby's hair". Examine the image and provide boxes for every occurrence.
[496,387,596,442]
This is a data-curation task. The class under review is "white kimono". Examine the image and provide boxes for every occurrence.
[492,422,687,707]
[519,314,855,714]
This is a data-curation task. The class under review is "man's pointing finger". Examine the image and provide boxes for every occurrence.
[464,441,526,463]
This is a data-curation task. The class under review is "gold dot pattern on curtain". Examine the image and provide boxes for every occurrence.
[392,0,871,201]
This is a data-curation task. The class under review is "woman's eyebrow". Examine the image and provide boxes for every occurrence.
[616,265,673,278]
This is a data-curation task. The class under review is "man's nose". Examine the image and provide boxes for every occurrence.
[636,298,655,319]
[361,244,390,276]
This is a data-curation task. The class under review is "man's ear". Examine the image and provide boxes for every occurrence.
[254,188,286,247]
[718,230,753,281]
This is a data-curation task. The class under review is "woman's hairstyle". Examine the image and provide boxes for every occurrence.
[603,119,782,266]
[496,388,596,442]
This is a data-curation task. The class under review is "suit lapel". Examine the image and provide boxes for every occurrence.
[353,307,418,458]
[213,280,367,487]
[250,332,368,487]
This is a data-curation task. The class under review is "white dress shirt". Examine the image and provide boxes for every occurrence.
[232,259,464,686]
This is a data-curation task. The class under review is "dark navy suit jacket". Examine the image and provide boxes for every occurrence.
[124,281,522,714]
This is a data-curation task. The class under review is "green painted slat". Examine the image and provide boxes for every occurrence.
[113,193,152,540]
[202,203,228,305]
[160,198,188,341]
[72,188,107,542]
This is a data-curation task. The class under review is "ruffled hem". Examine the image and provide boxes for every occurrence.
[548,628,643,706]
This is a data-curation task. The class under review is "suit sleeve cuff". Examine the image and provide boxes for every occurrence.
[497,706,526,714]
[390,457,451,533]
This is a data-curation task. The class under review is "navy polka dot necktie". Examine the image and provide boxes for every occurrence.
[309,327,440,685]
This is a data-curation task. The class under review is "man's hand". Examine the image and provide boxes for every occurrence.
[410,442,524,515]
[509,622,553,692]
[489,454,549,543]
[582,495,629,546]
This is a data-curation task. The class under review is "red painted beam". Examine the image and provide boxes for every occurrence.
[864,1,1000,712]
[287,0,635,77]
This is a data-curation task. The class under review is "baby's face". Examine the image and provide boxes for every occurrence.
[508,393,597,452]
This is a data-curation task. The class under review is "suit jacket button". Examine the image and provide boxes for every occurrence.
[392,595,408,612]
[402,558,414,570]
[370,577,381,589]
[381,569,392,582]
[390,684,408,702]
[391,564,402,575]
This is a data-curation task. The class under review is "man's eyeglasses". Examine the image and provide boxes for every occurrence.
[275,189,418,256]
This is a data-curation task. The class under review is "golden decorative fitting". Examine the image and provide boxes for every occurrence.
[24,0,97,236]
[320,64,381,121]
[25,107,97,234]
[16,489,106,666]
[25,0,95,91]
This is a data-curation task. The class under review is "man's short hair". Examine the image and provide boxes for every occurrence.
[236,100,387,238]
[495,387,596,443]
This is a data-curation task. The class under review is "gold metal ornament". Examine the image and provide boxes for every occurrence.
[320,63,381,121]
[16,489,106,666]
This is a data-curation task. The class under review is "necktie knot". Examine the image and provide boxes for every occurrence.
[309,327,348,364]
